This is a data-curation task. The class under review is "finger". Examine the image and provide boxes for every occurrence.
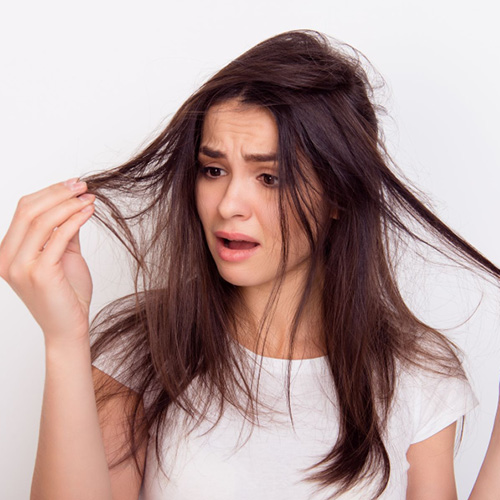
[17,178,87,208]
[38,204,95,267]
[11,193,95,266]
[15,179,88,224]
[67,228,81,254]
[0,179,88,266]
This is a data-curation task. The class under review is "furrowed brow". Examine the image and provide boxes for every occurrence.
[198,146,277,163]
[243,153,277,163]
[198,146,226,159]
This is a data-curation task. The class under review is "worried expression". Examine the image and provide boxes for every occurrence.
[195,99,320,293]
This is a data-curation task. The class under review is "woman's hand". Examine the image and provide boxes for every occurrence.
[0,179,95,345]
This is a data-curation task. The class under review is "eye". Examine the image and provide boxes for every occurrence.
[200,166,227,178]
[259,173,279,187]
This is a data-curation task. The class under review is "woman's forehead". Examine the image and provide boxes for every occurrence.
[201,100,278,150]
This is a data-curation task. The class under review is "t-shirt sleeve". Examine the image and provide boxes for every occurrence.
[92,336,146,394]
[410,370,478,444]
[93,346,130,385]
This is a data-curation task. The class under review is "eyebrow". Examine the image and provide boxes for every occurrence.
[199,146,277,163]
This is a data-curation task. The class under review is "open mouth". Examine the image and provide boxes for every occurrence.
[222,238,259,250]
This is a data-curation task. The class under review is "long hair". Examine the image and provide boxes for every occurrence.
[85,30,500,498]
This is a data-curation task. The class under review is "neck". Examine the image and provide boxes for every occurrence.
[235,269,325,359]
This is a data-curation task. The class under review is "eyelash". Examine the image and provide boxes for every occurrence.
[199,166,279,187]
[199,166,225,178]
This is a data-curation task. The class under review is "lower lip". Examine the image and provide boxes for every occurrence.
[215,238,260,262]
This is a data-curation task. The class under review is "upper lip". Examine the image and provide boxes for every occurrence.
[214,231,260,244]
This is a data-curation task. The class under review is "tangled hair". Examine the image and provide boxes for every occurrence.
[85,30,500,498]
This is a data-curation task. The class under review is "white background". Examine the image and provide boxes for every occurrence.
[1,1,499,498]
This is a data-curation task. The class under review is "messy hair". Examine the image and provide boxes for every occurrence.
[86,30,500,498]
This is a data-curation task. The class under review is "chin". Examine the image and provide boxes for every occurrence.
[216,267,272,289]
[220,274,264,288]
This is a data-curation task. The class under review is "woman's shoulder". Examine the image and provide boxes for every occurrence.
[392,361,478,444]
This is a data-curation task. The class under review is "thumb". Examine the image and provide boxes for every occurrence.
[66,229,81,254]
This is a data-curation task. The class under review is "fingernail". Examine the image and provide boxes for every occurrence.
[80,205,94,213]
[78,193,94,202]
[65,179,86,191]
[64,177,79,187]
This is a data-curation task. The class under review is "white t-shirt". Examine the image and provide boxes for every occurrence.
[94,347,476,499]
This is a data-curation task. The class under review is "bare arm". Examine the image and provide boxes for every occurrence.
[406,422,458,500]
[0,180,144,499]
[32,347,145,499]
[31,337,113,499]
[93,367,146,500]
[468,394,500,499]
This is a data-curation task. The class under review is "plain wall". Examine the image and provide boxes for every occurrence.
[1,1,499,498]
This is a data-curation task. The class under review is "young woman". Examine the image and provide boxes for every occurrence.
[1,30,499,499]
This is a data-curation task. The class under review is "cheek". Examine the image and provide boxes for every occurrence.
[258,204,281,247]
[285,209,314,260]
[195,183,211,225]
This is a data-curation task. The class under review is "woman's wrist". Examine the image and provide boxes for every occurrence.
[44,332,92,363]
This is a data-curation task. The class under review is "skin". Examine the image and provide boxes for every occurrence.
[469,394,500,499]
[196,100,324,359]
[196,101,312,292]
[0,99,498,498]
[406,422,458,499]
[0,181,143,499]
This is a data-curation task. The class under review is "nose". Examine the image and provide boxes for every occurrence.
[217,175,251,220]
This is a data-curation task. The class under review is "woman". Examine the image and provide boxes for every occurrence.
[0,30,499,499]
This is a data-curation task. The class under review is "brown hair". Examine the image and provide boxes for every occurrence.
[85,30,500,498]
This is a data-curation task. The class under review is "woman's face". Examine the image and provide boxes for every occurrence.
[195,99,317,293]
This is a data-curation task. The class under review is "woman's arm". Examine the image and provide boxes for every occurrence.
[32,347,145,500]
[406,422,458,500]
[0,180,144,499]
[31,337,114,499]
[468,394,500,499]
[93,367,146,500]
[407,395,500,500]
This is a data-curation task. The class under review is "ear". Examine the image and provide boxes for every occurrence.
[330,205,339,220]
